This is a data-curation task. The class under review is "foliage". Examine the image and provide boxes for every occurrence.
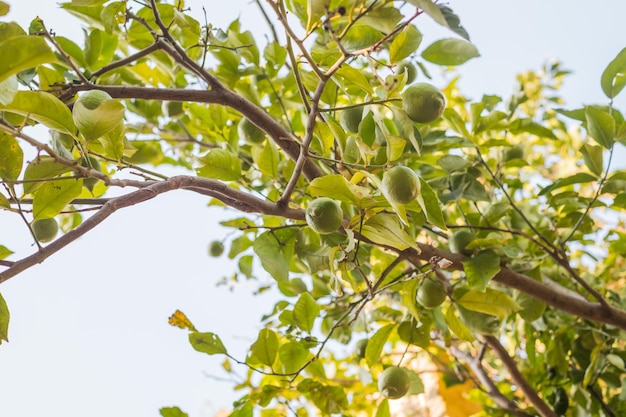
[1,0,626,416]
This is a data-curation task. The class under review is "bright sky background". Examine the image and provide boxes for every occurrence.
[1,1,626,417]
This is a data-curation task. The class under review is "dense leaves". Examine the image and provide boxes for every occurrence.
[0,0,626,416]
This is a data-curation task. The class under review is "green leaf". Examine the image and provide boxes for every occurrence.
[23,157,74,195]
[0,75,17,105]
[293,292,320,333]
[406,369,425,395]
[539,172,597,196]
[0,292,9,343]
[0,245,13,260]
[33,179,83,219]
[417,178,446,230]
[335,65,374,95]
[462,250,501,291]
[580,144,604,176]
[0,133,23,181]
[0,2,9,16]
[253,230,294,283]
[601,47,626,98]
[421,38,479,66]
[390,25,422,64]
[406,0,447,26]
[196,149,242,181]
[375,399,390,417]
[251,140,279,178]
[2,91,77,135]
[189,332,227,355]
[0,35,56,83]
[249,328,279,367]
[73,99,125,141]
[341,24,384,52]
[308,174,370,205]
[306,0,329,32]
[445,305,474,341]
[361,213,418,251]
[585,105,615,149]
[279,341,310,374]
[365,323,396,367]
[160,407,188,417]
[359,7,402,34]
[457,288,521,318]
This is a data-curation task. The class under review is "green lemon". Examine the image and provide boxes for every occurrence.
[306,197,343,235]
[402,83,446,123]
[80,155,101,191]
[396,62,417,83]
[77,90,112,110]
[378,366,410,399]
[238,118,266,144]
[382,166,420,205]
[449,230,474,255]
[340,107,363,133]
[208,241,225,257]
[32,218,59,243]
[416,278,447,309]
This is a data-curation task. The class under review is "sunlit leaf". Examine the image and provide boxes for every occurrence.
[0,133,23,181]
[2,91,76,135]
[421,38,479,66]
[32,179,83,219]
[189,332,227,355]
[293,292,320,333]
[279,341,310,374]
[168,310,197,332]
[0,292,9,343]
[390,25,422,63]
[160,407,188,417]
[457,288,521,318]
[197,149,242,181]
[601,46,626,98]
[249,328,279,367]
[585,105,615,149]
[361,213,418,251]
[365,323,396,367]
[308,174,370,205]
[462,250,500,291]
[0,35,56,83]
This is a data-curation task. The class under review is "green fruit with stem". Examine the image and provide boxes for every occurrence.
[306,197,343,235]
[238,118,266,144]
[397,62,417,83]
[402,83,446,123]
[449,230,474,255]
[340,106,363,133]
[382,166,420,205]
[208,241,225,257]
[416,278,447,309]
[32,218,59,243]
[378,366,410,399]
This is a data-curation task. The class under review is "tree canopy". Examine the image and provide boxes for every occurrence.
[1,0,626,416]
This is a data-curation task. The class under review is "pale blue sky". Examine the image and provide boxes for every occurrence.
[1,1,626,417]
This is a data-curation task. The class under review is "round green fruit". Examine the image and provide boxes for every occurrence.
[378,366,410,399]
[449,230,474,255]
[238,118,266,144]
[32,218,59,243]
[306,197,343,235]
[166,101,184,118]
[504,145,525,162]
[355,338,368,359]
[416,278,447,309]
[77,90,112,110]
[340,106,363,133]
[402,83,445,123]
[396,62,417,83]
[382,166,420,205]
[208,241,225,257]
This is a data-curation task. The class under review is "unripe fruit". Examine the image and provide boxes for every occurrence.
[80,155,101,191]
[449,230,474,255]
[166,101,184,118]
[208,241,224,257]
[340,107,363,133]
[382,166,420,205]
[238,118,266,144]
[306,197,343,235]
[396,62,417,83]
[402,83,445,123]
[378,366,410,399]
[32,218,59,243]
[355,338,368,359]
[77,90,112,110]
[416,278,447,309]
[504,145,525,161]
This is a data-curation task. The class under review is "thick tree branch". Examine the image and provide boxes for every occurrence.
[0,176,304,284]
[58,84,323,181]
[484,336,558,417]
